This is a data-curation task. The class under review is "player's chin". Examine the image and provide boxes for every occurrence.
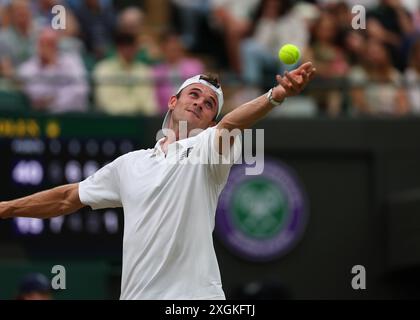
[185,112,201,124]
[188,118,209,131]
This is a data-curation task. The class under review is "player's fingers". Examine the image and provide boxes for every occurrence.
[300,69,316,90]
[308,68,317,80]
[298,62,313,73]
[285,71,301,90]
[278,76,292,91]
[301,71,309,85]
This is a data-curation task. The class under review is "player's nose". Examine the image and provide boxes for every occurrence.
[193,101,203,112]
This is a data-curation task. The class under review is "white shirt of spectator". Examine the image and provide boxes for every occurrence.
[253,9,309,57]
[79,126,241,299]
[18,53,88,113]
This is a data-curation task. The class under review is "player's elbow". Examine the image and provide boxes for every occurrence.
[217,116,246,132]
[58,183,84,216]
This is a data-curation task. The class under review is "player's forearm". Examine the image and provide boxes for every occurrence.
[219,92,285,131]
[0,183,84,219]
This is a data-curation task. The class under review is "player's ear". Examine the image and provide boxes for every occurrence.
[168,95,177,111]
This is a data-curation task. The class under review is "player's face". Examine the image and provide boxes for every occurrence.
[170,84,218,130]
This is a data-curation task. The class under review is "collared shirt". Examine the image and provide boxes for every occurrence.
[79,126,241,299]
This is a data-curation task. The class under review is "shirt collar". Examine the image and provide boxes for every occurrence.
[150,135,196,158]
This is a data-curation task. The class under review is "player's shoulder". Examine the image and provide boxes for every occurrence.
[179,126,216,150]
[111,149,152,166]
[120,149,152,160]
[194,126,217,140]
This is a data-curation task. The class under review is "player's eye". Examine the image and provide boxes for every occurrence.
[189,92,198,98]
[205,101,213,109]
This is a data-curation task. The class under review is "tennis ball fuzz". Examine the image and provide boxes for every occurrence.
[279,44,300,65]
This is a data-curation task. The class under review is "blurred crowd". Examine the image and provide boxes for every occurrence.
[0,0,419,117]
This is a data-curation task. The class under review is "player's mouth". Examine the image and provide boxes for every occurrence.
[187,109,200,120]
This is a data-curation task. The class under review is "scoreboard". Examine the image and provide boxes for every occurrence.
[0,112,152,259]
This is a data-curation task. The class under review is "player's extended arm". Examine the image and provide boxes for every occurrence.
[218,62,316,132]
[214,62,316,153]
[0,183,85,219]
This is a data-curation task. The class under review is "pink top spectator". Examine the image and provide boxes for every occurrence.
[153,31,204,114]
[154,59,204,114]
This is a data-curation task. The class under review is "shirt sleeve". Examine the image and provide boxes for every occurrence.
[198,126,242,186]
[79,156,123,210]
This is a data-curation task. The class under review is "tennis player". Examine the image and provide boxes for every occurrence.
[0,62,316,299]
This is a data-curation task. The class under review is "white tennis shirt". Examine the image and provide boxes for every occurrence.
[79,126,241,299]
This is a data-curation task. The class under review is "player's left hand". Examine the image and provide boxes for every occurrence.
[273,62,316,100]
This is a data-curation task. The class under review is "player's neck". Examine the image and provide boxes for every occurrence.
[160,123,187,157]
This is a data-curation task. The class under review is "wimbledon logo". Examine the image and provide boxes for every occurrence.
[215,159,308,262]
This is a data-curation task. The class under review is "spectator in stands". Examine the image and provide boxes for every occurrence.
[16,273,52,300]
[326,1,359,56]
[153,31,204,114]
[0,0,11,28]
[69,0,115,60]
[169,0,210,52]
[93,31,158,116]
[0,0,36,77]
[326,1,353,33]
[115,6,160,65]
[33,0,62,30]
[349,38,409,116]
[343,30,367,66]
[303,12,350,116]
[404,37,420,114]
[413,6,420,33]
[18,28,88,113]
[209,0,259,73]
[367,0,415,70]
[56,6,84,56]
[116,6,143,36]
[240,0,309,90]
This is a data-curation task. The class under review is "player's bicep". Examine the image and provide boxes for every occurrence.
[204,127,242,185]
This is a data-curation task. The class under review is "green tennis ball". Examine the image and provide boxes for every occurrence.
[278,44,300,65]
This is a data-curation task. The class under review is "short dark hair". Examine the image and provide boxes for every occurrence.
[199,73,221,88]
[176,73,221,99]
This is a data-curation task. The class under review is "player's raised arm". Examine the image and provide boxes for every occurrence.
[0,183,84,219]
[217,62,316,132]
[213,62,316,155]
